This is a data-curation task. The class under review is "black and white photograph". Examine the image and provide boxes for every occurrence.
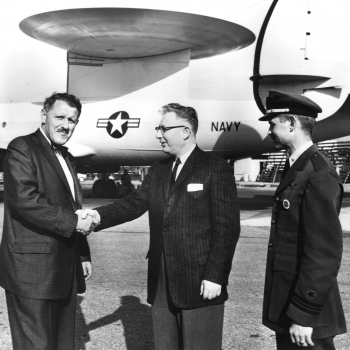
[0,1,349,349]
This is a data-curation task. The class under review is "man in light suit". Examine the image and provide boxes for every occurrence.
[0,92,98,350]
[260,90,346,349]
[86,103,240,349]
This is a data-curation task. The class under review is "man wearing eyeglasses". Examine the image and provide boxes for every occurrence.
[87,103,240,349]
[0,92,98,349]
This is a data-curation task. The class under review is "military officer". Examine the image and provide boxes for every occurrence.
[259,90,346,349]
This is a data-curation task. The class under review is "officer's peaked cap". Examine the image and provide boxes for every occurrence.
[259,90,322,121]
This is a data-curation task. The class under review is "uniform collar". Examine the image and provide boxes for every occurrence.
[288,140,313,166]
[276,144,318,194]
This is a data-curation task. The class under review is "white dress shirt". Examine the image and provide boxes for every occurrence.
[172,144,197,180]
[288,140,313,167]
[40,127,76,200]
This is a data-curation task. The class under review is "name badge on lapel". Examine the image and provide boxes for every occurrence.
[187,184,203,192]
[282,199,290,209]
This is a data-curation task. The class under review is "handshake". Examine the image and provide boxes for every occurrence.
[75,209,100,235]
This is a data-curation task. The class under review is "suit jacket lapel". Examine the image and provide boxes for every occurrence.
[163,158,174,202]
[168,146,201,196]
[276,144,318,194]
[33,129,75,202]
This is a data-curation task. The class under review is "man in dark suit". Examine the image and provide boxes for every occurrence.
[85,103,240,349]
[0,92,98,350]
[259,90,346,349]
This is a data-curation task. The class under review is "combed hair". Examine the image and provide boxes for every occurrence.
[279,114,316,136]
[160,103,198,135]
[43,92,82,117]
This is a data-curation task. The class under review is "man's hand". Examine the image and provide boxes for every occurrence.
[290,323,314,347]
[79,209,100,224]
[200,280,222,300]
[82,261,93,281]
[75,209,100,235]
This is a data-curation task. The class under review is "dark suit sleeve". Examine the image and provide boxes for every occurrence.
[286,171,343,326]
[94,168,150,230]
[4,139,77,238]
[202,161,240,285]
[77,234,91,262]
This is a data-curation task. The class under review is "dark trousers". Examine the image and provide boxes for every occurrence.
[276,331,335,350]
[152,256,224,350]
[6,277,77,350]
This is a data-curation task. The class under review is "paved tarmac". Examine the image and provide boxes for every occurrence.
[0,182,349,349]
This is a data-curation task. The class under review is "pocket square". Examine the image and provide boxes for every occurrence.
[187,183,203,192]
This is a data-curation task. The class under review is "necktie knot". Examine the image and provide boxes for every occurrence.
[51,143,67,156]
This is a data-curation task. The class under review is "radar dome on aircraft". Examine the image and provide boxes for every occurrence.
[19,8,256,60]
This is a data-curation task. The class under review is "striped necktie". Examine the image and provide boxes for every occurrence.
[170,158,181,190]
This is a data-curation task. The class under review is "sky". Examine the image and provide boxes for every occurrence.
[0,0,271,104]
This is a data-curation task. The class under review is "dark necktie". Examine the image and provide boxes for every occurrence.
[170,158,181,190]
[51,143,66,156]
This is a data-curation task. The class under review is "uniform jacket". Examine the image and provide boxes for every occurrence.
[263,144,346,338]
[96,146,240,308]
[0,129,90,299]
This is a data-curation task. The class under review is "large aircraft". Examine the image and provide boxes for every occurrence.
[1,0,350,194]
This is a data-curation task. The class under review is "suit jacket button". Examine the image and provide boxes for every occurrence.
[275,196,280,202]
[271,220,276,225]
[268,243,273,247]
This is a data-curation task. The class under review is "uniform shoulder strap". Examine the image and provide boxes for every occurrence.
[310,151,330,172]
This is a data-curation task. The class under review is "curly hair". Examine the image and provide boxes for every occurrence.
[43,92,82,117]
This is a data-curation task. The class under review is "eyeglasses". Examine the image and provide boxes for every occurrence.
[155,125,186,135]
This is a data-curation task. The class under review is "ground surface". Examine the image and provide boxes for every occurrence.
[0,183,349,349]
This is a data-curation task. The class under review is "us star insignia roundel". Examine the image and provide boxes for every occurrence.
[96,111,140,139]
